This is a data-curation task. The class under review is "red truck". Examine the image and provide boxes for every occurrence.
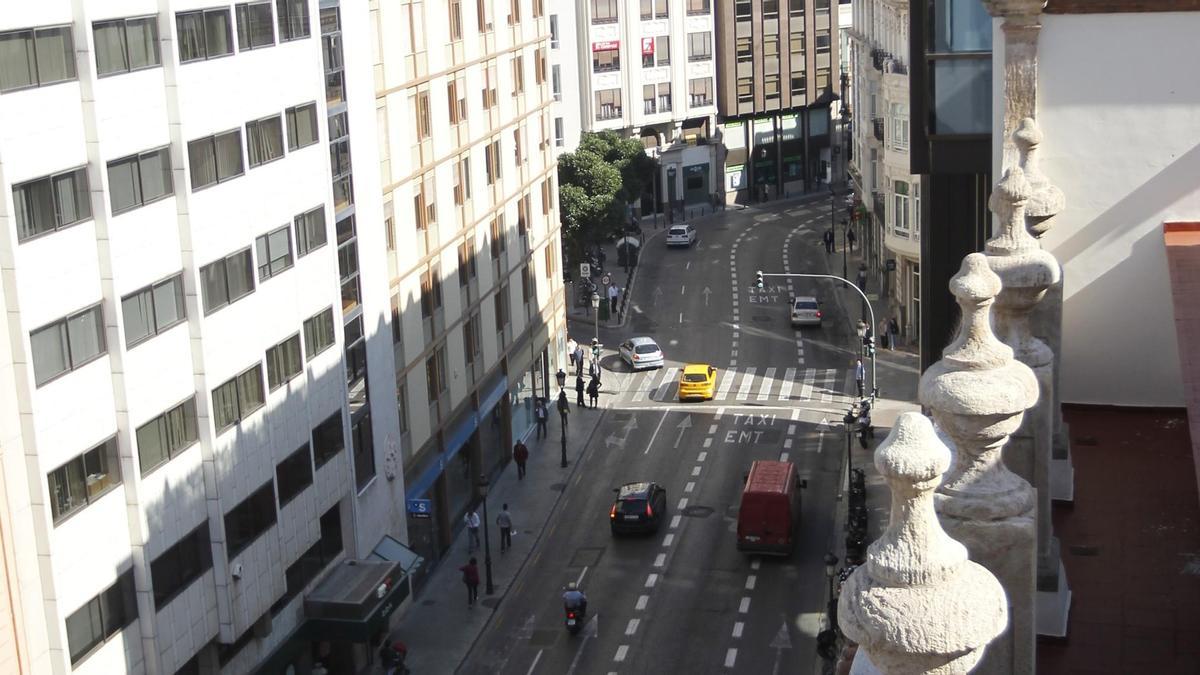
[736,460,804,556]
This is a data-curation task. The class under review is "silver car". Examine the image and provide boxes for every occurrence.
[665,224,697,247]
[790,296,823,327]
[619,337,665,370]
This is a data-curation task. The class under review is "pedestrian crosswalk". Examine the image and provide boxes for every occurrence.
[620,367,852,404]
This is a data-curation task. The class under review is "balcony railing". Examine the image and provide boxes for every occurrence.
[885,59,908,76]
[644,100,656,115]
[689,95,712,108]
[872,118,884,142]
[871,49,890,72]
[596,106,623,121]
[873,192,886,222]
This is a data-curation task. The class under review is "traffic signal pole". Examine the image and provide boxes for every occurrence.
[757,271,877,401]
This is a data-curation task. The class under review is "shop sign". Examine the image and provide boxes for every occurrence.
[592,40,619,51]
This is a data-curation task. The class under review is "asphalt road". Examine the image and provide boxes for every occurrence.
[460,199,862,675]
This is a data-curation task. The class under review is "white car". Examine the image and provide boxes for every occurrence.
[790,296,823,327]
[619,337,665,370]
[665,224,697,247]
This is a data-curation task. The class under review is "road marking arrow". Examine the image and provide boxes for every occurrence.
[702,286,712,305]
[605,434,624,450]
[673,415,693,448]
[652,286,663,306]
[516,614,536,640]
[770,622,793,675]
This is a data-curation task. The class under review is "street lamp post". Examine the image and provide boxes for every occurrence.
[759,271,878,400]
[477,474,496,595]
[555,369,568,467]
[831,188,846,288]
[591,292,600,344]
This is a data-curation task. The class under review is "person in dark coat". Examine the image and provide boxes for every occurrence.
[587,377,600,409]
[535,398,548,438]
[459,558,480,607]
[513,440,529,479]
[575,375,586,407]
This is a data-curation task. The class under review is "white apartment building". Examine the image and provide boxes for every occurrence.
[374,0,566,600]
[579,0,719,210]
[0,1,412,674]
[847,0,920,343]
[548,1,582,153]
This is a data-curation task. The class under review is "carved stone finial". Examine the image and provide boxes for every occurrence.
[937,253,1012,375]
[1013,118,1065,234]
[839,413,1008,675]
[987,167,1036,255]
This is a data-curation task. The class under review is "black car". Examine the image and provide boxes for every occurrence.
[610,482,668,535]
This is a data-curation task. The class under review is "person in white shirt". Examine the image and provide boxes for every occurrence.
[464,510,481,552]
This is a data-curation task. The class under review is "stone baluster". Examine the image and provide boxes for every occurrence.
[981,0,1048,173]
[838,412,1007,675]
[919,253,1039,675]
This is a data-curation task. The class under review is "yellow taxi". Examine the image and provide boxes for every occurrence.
[678,364,717,401]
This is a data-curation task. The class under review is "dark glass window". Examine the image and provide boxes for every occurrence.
[312,411,346,468]
[65,569,137,665]
[135,397,199,475]
[48,437,121,524]
[276,443,314,507]
[224,481,278,558]
[150,522,213,609]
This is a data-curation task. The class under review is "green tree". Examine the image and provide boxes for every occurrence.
[557,132,656,265]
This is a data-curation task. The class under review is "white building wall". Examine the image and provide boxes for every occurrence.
[992,12,1200,407]
[550,1,582,153]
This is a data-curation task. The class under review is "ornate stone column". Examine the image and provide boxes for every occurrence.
[838,412,1007,675]
[981,0,1048,172]
[920,254,1039,675]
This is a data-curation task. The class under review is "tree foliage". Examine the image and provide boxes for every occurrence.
[556,132,656,265]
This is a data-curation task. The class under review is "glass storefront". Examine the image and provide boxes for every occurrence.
[510,363,538,445]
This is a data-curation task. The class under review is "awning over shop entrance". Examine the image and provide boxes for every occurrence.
[303,560,409,642]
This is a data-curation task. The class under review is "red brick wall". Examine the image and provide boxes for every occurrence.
[1047,0,1200,13]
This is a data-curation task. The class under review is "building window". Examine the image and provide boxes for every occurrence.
[490,216,508,261]
[303,307,335,360]
[448,71,468,123]
[688,77,712,108]
[641,0,668,20]
[592,45,619,72]
[482,60,498,109]
[270,503,342,614]
[30,304,105,386]
[188,129,244,190]
[135,396,199,475]
[150,522,212,609]
[255,225,294,281]
[477,0,494,31]
[312,411,345,468]
[891,106,910,151]
[414,89,431,140]
[687,32,711,62]
[93,17,160,77]
[554,117,564,146]
[266,333,302,390]
[512,54,525,94]
[286,102,319,150]
[816,33,831,54]
[420,268,443,318]
[485,139,503,184]
[212,363,265,432]
[549,15,559,47]
[65,570,137,666]
[591,0,618,23]
[735,0,751,18]
[687,0,711,15]
[551,64,561,100]
[0,26,76,92]
[276,443,314,507]
[764,74,780,100]
[452,155,471,205]
[426,346,448,400]
[463,313,481,366]
[533,0,544,18]
[508,0,521,25]
[893,181,911,234]
[235,2,275,50]
[12,166,92,242]
[457,239,478,286]
[294,205,327,256]
[449,0,464,40]
[176,9,233,63]
[201,248,254,313]
[791,74,807,97]
[737,77,753,104]
[225,481,277,558]
[246,114,284,167]
[352,412,375,490]
[107,147,173,215]
[494,285,510,332]
[276,0,311,41]
[122,273,186,347]
[47,437,120,524]
[595,89,621,121]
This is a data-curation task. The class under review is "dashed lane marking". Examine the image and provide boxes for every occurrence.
[662,534,674,547]
[738,597,751,613]
[615,646,629,662]
[724,648,737,668]
[636,595,649,610]
[654,554,666,568]
[745,575,757,590]
[645,574,658,588]
[625,619,640,636]
[732,622,744,638]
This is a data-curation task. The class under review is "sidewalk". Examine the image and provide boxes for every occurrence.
[386,364,610,675]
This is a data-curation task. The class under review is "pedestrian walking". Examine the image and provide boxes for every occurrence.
[607,283,619,314]
[823,228,835,254]
[574,344,585,377]
[888,317,900,349]
[846,226,857,252]
[567,337,578,370]
[497,504,513,552]
[879,318,892,352]
[856,264,867,292]
[855,358,865,398]
[459,558,480,607]
[464,510,481,552]
[587,377,600,408]
[512,440,529,479]
[575,375,586,407]
[535,398,548,439]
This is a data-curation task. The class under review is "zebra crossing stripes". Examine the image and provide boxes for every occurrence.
[756,367,776,401]
[622,367,849,403]
[736,367,757,399]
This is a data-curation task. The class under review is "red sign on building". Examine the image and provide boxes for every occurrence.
[641,37,654,55]
[592,40,619,52]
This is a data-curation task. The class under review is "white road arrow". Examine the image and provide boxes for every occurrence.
[605,434,624,450]
[702,286,712,306]
[673,415,693,448]
[652,286,664,306]
[516,614,536,640]
[565,614,600,675]
[770,622,793,675]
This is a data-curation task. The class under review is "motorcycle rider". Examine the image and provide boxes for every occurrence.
[563,582,588,615]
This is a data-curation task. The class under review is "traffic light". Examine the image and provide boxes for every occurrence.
[755,271,764,290]
[866,336,876,357]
